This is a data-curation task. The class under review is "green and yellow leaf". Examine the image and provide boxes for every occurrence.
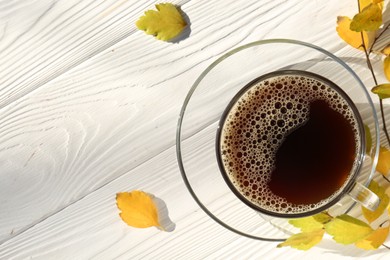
[384,56,390,81]
[365,124,373,154]
[372,83,390,99]
[362,180,390,223]
[355,226,390,250]
[116,190,161,228]
[350,3,382,32]
[136,3,187,41]
[288,212,332,232]
[277,229,325,251]
[325,214,373,244]
[336,16,375,50]
[376,146,390,175]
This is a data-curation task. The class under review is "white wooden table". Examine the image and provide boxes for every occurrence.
[1,0,390,259]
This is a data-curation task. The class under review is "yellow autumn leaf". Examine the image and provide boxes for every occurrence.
[355,226,390,250]
[325,214,373,244]
[372,0,384,5]
[336,16,375,50]
[376,146,390,175]
[277,229,325,251]
[362,180,390,223]
[363,0,384,10]
[136,3,187,41]
[288,212,332,232]
[116,190,161,228]
[350,3,382,32]
[382,45,390,55]
[384,56,390,81]
[359,0,371,11]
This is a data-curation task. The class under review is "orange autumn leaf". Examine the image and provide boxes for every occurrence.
[371,0,384,7]
[116,190,161,229]
[355,226,390,250]
[336,16,375,50]
[376,146,390,175]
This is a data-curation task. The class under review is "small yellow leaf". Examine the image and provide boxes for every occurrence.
[387,186,390,215]
[359,0,371,11]
[336,16,375,50]
[116,190,161,228]
[325,214,373,244]
[376,146,390,175]
[359,0,384,11]
[372,0,384,5]
[371,83,390,99]
[362,180,390,223]
[384,56,390,81]
[382,45,390,55]
[355,226,390,250]
[288,212,332,232]
[136,3,187,41]
[368,0,384,10]
[277,229,325,250]
[350,3,382,32]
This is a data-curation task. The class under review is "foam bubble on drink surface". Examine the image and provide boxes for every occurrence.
[219,74,361,214]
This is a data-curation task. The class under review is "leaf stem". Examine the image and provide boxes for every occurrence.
[379,219,390,227]
[382,243,390,250]
[383,174,390,183]
[360,32,390,146]
[369,23,390,54]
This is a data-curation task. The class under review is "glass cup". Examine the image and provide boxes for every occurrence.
[176,39,380,241]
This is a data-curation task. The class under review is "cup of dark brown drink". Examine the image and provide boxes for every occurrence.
[177,39,381,240]
[216,70,379,218]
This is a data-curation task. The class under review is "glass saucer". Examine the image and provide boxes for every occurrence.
[176,39,380,241]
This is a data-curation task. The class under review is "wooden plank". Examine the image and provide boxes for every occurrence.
[0,0,315,242]
[0,0,187,108]
[1,0,387,257]
[1,122,389,258]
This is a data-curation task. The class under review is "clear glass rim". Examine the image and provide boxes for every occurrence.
[176,39,380,241]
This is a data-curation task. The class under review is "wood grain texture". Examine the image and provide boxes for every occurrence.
[0,0,191,108]
[0,0,390,258]
[1,137,389,259]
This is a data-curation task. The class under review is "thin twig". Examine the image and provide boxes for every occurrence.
[361,42,378,84]
[382,243,390,250]
[360,33,390,146]
[379,219,390,227]
[369,23,390,54]
[383,174,390,183]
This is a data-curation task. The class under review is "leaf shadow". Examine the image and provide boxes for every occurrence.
[152,196,176,232]
[167,6,191,43]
